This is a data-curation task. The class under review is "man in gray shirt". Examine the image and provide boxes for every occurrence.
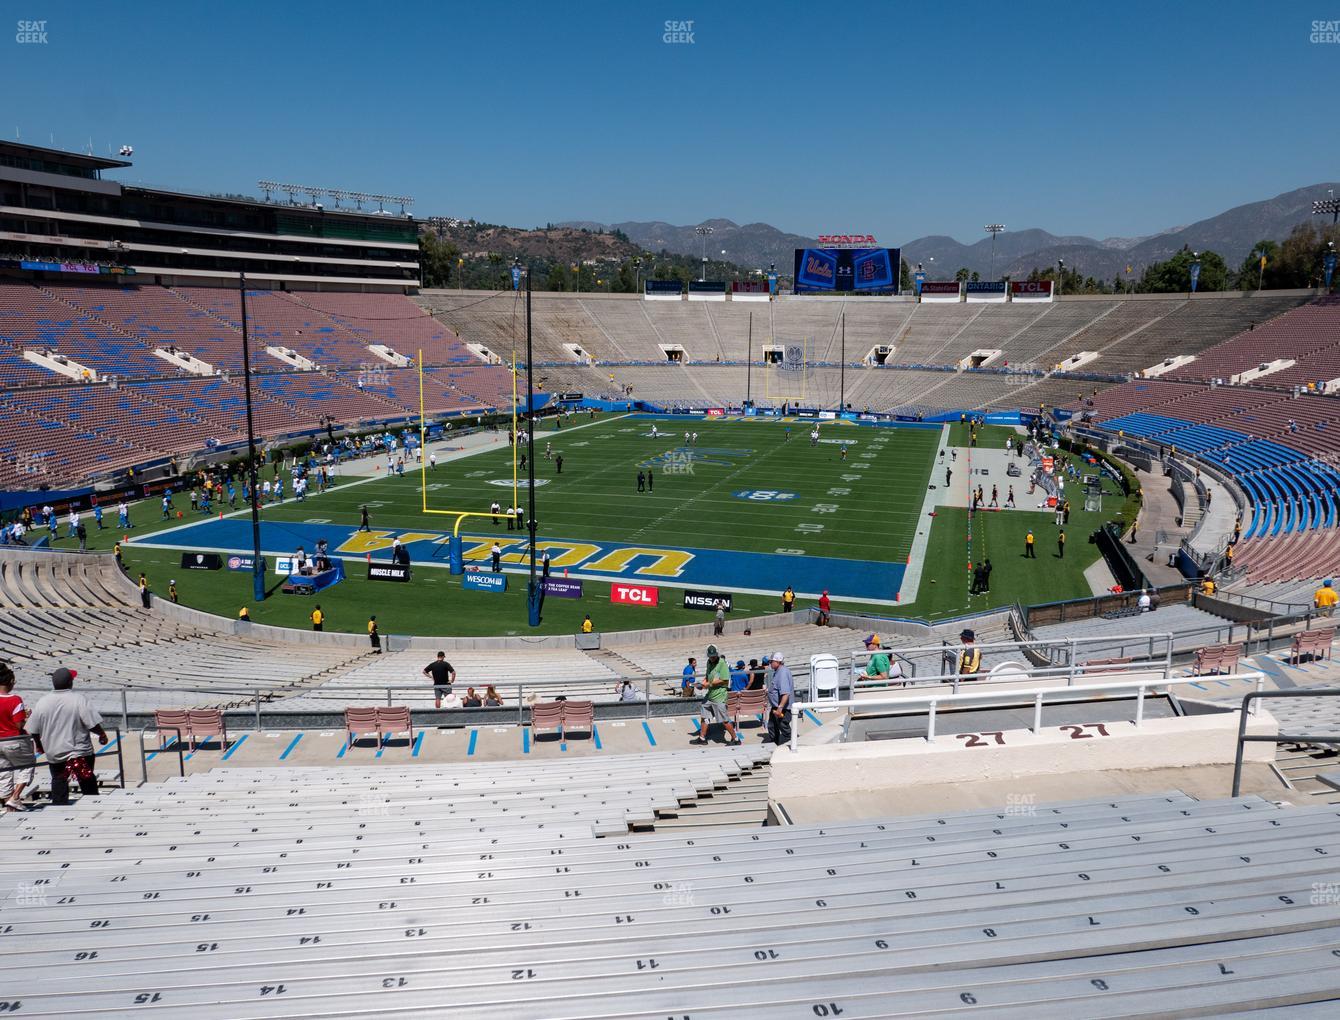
[765,652,794,746]
[25,667,107,806]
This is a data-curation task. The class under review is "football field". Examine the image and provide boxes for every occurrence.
[136,413,942,604]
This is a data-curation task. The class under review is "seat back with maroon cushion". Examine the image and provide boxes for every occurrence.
[530,701,564,733]
[185,708,227,749]
[344,707,380,745]
[560,700,594,736]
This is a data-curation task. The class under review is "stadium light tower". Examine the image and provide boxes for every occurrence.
[695,225,714,282]
[1056,258,1065,296]
[1314,191,1340,227]
[985,225,1005,279]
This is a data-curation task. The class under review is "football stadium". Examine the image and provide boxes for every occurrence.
[4,6,1340,1015]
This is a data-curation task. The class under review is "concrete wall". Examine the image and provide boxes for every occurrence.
[769,710,1278,799]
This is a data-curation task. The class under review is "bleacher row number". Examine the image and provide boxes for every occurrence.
[955,731,1006,747]
[1061,723,1111,739]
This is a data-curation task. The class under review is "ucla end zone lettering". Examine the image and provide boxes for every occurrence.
[134,519,907,602]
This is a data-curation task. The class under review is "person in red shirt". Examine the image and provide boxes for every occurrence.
[817,589,831,627]
[0,661,35,811]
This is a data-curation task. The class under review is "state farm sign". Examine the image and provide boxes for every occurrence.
[817,234,877,247]
[611,582,659,606]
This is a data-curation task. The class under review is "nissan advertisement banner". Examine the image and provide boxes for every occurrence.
[683,589,733,612]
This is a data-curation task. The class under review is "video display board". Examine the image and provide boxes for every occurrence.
[793,247,900,294]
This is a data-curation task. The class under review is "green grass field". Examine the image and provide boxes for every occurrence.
[70,414,1131,636]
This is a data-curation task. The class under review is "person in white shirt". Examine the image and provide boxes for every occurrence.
[429,452,437,471]
[1138,589,1152,612]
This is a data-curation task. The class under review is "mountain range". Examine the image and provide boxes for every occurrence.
[563,183,1339,281]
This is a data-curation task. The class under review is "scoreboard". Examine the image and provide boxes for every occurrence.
[793,247,900,294]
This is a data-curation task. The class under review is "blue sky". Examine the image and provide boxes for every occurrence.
[6,1,1338,243]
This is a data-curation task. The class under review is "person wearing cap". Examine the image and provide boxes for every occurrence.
[25,667,108,806]
[1316,580,1338,616]
[729,659,750,692]
[953,630,982,680]
[817,589,831,627]
[694,645,739,745]
[862,635,899,683]
[765,652,794,745]
[168,579,179,604]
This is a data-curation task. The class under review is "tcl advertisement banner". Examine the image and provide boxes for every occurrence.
[1011,280,1054,302]
[683,589,733,612]
[611,582,659,606]
[705,408,725,418]
[919,280,961,303]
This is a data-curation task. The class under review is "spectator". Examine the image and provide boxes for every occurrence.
[0,662,36,812]
[954,630,982,680]
[462,687,483,708]
[713,600,726,637]
[490,541,502,573]
[483,685,503,707]
[1138,589,1152,613]
[765,653,794,745]
[694,644,739,746]
[310,605,324,631]
[581,614,593,634]
[615,679,640,702]
[138,573,151,608]
[368,615,381,653]
[862,635,898,682]
[238,606,250,621]
[729,659,750,692]
[747,658,766,690]
[681,656,697,697]
[781,586,796,613]
[25,667,108,806]
[423,652,456,708]
[1316,580,1338,616]
[817,589,831,626]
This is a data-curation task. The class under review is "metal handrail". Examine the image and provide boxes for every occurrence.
[789,672,1266,751]
[139,724,186,781]
[1231,688,1340,796]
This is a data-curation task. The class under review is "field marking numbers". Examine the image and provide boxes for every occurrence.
[795,523,825,534]
[812,504,839,515]
[303,518,331,524]
[775,548,805,555]
[827,487,851,496]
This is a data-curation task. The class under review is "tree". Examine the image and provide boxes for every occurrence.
[418,232,460,289]
[954,267,970,283]
[899,259,912,293]
[545,263,570,291]
[1135,247,1228,293]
